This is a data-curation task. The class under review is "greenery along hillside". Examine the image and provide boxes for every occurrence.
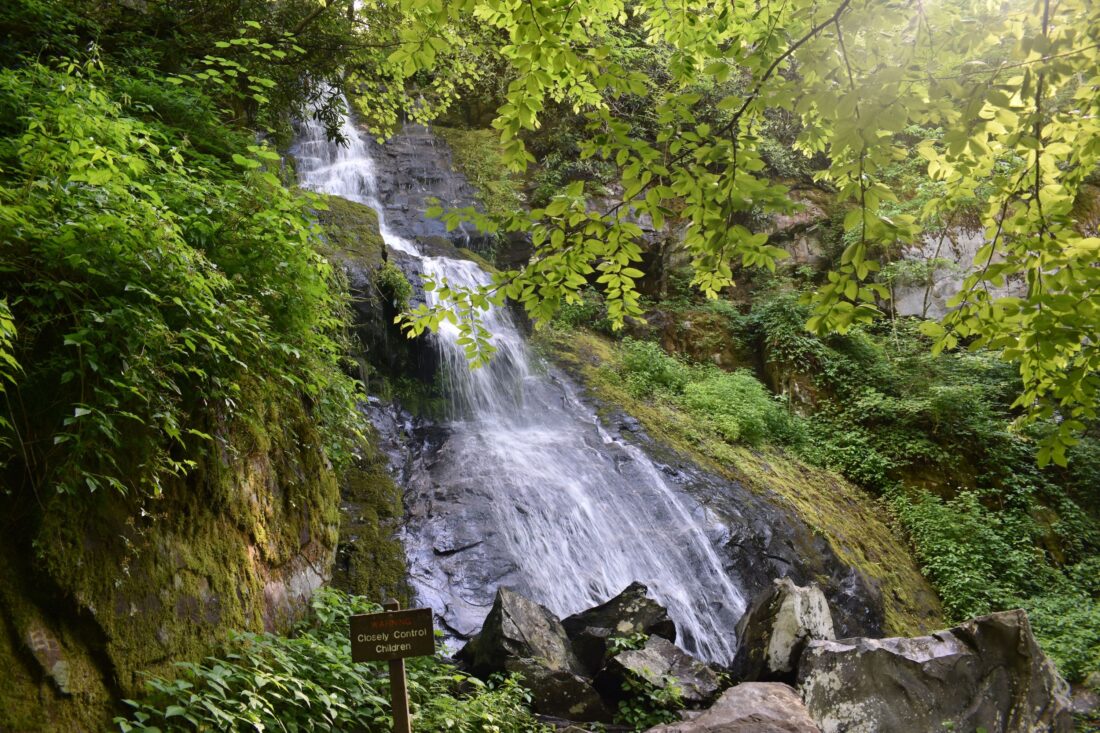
[0,1,388,728]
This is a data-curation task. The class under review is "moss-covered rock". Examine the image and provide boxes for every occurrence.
[0,382,341,731]
[332,426,410,604]
[533,328,943,637]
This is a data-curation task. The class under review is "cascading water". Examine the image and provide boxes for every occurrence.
[293,104,747,665]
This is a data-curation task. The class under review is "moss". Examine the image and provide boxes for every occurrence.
[315,194,387,266]
[0,380,343,730]
[333,425,411,605]
[456,246,497,273]
[533,326,944,636]
[434,126,525,222]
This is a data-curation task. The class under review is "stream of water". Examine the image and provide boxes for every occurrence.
[292,105,746,665]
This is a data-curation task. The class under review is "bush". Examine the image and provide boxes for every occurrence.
[620,338,691,397]
[679,369,795,446]
[893,491,1048,621]
[117,589,546,732]
[376,261,413,310]
[0,60,361,497]
[553,287,613,334]
[1025,587,1100,683]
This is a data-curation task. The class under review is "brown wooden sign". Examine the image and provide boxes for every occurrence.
[351,606,435,663]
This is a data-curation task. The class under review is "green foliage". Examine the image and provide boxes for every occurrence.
[117,589,546,733]
[1025,584,1100,684]
[0,59,361,497]
[617,338,800,447]
[894,491,1100,681]
[614,673,684,732]
[552,287,614,334]
[607,632,649,655]
[680,370,795,446]
[620,338,691,397]
[376,262,414,311]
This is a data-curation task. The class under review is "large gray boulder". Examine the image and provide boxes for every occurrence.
[732,578,835,683]
[597,635,721,706]
[457,588,611,721]
[562,582,677,674]
[646,683,821,733]
[798,609,1073,733]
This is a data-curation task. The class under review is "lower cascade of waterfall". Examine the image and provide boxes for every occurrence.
[292,104,747,665]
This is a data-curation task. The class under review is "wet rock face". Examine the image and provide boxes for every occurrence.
[563,581,677,675]
[367,124,494,253]
[798,609,1074,733]
[646,683,822,733]
[732,578,835,683]
[636,436,886,641]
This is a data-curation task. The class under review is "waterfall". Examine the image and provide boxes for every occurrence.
[293,104,747,665]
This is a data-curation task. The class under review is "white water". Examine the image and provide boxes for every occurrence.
[293,105,746,665]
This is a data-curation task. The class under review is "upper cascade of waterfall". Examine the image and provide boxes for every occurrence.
[292,103,747,665]
[292,100,418,256]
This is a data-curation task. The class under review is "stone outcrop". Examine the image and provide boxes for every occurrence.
[646,683,821,733]
[731,578,835,683]
[597,635,721,705]
[798,609,1074,733]
[562,581,677,674]
[458,588,611,721]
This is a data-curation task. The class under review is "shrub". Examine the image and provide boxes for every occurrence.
[1025,587,1100,683]
[892,491,1048,621]
[553,287,613,334]
[679,369,793,446]
[376,261,413,310]
[620,338,691,397]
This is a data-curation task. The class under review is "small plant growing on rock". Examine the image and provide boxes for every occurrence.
[376,261,413,310]
[615,672,684,731]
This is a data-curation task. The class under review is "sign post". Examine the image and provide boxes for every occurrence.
[351,599,434,733]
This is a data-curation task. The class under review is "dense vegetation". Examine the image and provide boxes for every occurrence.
[117,589,544,733]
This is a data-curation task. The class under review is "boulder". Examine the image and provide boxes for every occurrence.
[798,609,1073,733]
[458,587,581,675]
[562,582,677,674]
[457,588,611,721]
[646,683,821,733]
[597,635,720,706]
[731,578,835,683]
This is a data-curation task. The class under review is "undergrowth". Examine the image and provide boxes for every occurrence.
[117,589,546,733]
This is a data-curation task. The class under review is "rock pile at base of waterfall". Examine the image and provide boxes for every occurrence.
[457,584,720,722]
[459,582,1074,732]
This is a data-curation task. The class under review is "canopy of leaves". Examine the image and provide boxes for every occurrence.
[370,0,1100,464]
